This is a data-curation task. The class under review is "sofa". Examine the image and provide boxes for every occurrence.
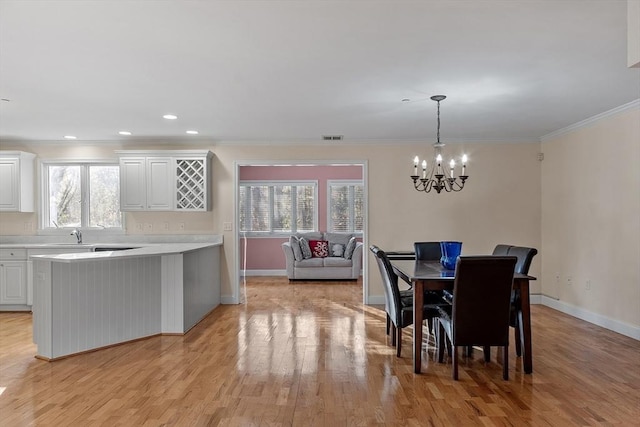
[282,232,363,280]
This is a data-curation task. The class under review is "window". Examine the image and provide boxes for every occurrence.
[41,162,122,230]
[328,180,364,234]
[239,181,317,235]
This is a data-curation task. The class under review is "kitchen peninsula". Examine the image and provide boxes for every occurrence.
[31,240,222,360]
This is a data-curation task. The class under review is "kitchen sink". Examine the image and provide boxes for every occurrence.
[93,247,136,252]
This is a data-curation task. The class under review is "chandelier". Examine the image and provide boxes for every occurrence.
[411,95,468,193]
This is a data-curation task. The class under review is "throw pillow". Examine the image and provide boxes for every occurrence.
[329,242,345,257]
[309,240,329,258]
[344,236,357,260]
[299,236,313,259]
[289,235,303,261]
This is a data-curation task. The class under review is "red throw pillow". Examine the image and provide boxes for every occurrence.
[309,240,329,258]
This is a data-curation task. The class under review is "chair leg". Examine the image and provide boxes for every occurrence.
[453,345,459,380]
[503,345,509,380]
[396,327,402,357]
[427,317,434,336]
[386,314,390,336]
[391,324,396,347]
[437,321,445,363]
[514,319,522,356]
[483,346,491,362]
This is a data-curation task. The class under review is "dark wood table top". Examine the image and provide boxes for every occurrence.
[392,259,535,282]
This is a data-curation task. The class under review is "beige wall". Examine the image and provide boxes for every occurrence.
[0,140,542,304]
[541,107,640,330]
[3,106,637,336]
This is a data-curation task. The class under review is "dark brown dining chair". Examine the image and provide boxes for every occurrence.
[503,245,537,356]
[491,244,537,356]
[370,245,443,357]
[437,256,517,380]
[414,241,448,333]
[414,241,442,261]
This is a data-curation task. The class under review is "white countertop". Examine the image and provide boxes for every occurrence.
[2,235,223,262]
[30,242,221,262]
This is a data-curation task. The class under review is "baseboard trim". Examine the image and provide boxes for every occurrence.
[541,296,640,340]
[241,269,287,277]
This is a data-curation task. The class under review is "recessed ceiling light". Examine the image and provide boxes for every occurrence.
[186,130,199,135]
[64,135,77,140]
[118,131,132,135]
[163,114,178,120]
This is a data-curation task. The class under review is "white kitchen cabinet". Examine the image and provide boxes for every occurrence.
[119,157,146,210]
[116,150,212,212]
[146,157,174,210]
[0,151,36,212]
[0,248,28,307]
[0,261,27,304]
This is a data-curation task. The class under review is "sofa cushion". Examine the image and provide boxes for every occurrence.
[344,236,357,259]
[289,235,304,261]
[309,240,329,258]
[295,257,324,268]
[296,231,323,241]
[328,242,345,257]
[323,256,352,267]
[324,232,354,245]
[299,237,313,259]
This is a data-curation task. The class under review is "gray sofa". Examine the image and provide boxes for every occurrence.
[282,232,363,280]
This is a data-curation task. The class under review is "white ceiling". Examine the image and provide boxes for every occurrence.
[1,1,638,145]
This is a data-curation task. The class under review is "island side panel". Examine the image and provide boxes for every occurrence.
[183,245,220,332]
[161,254,184,334]
[33,259,53,358]
[50,256,162,359]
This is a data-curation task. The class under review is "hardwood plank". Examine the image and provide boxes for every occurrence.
[0,276,639,426]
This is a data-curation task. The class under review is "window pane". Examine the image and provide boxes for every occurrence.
[89,165,121,228]
[330,185,349,232]
[296,185,315,232]
[354,185,364,232]
[273,186,292,232]
[240,185,270,232]
[48,165,81,227]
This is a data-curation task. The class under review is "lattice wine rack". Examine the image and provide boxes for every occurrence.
[176,159,207,210]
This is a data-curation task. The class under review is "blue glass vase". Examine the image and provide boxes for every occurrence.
[440,241,462,270]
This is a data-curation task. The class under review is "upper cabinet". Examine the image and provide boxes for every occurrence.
[0,151,36,212]
[116,150,213,212]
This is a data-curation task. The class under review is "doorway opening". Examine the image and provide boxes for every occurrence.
[232,160,369,305]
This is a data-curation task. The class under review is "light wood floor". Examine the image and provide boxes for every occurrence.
[1,277,639,426]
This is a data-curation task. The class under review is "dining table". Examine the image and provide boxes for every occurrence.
[390,259,536,374]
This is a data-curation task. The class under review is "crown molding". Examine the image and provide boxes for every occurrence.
[540,99,640,142]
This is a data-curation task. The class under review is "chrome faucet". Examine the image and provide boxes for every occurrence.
[70,228,83,244]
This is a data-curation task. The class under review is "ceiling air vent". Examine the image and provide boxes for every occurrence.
[322,135,343,141]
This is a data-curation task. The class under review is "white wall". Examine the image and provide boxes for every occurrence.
[541,105,640,337]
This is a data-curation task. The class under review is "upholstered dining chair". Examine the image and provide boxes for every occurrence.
[413,241,442,261]
[414,241,447,334]
[370,245,444,357]
[437,256,517,380]
[501,245,538,356]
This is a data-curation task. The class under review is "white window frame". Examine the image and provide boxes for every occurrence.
[327,180,364,235]
[239,180,318,237]
[39,159,124,235]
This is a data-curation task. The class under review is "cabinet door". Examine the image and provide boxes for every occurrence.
[146,157,174,210]
[0,261,27,305]
[0,159,19,211]
[120,158,146,211]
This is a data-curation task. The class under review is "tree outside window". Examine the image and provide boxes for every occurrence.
[44,163,122,230]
